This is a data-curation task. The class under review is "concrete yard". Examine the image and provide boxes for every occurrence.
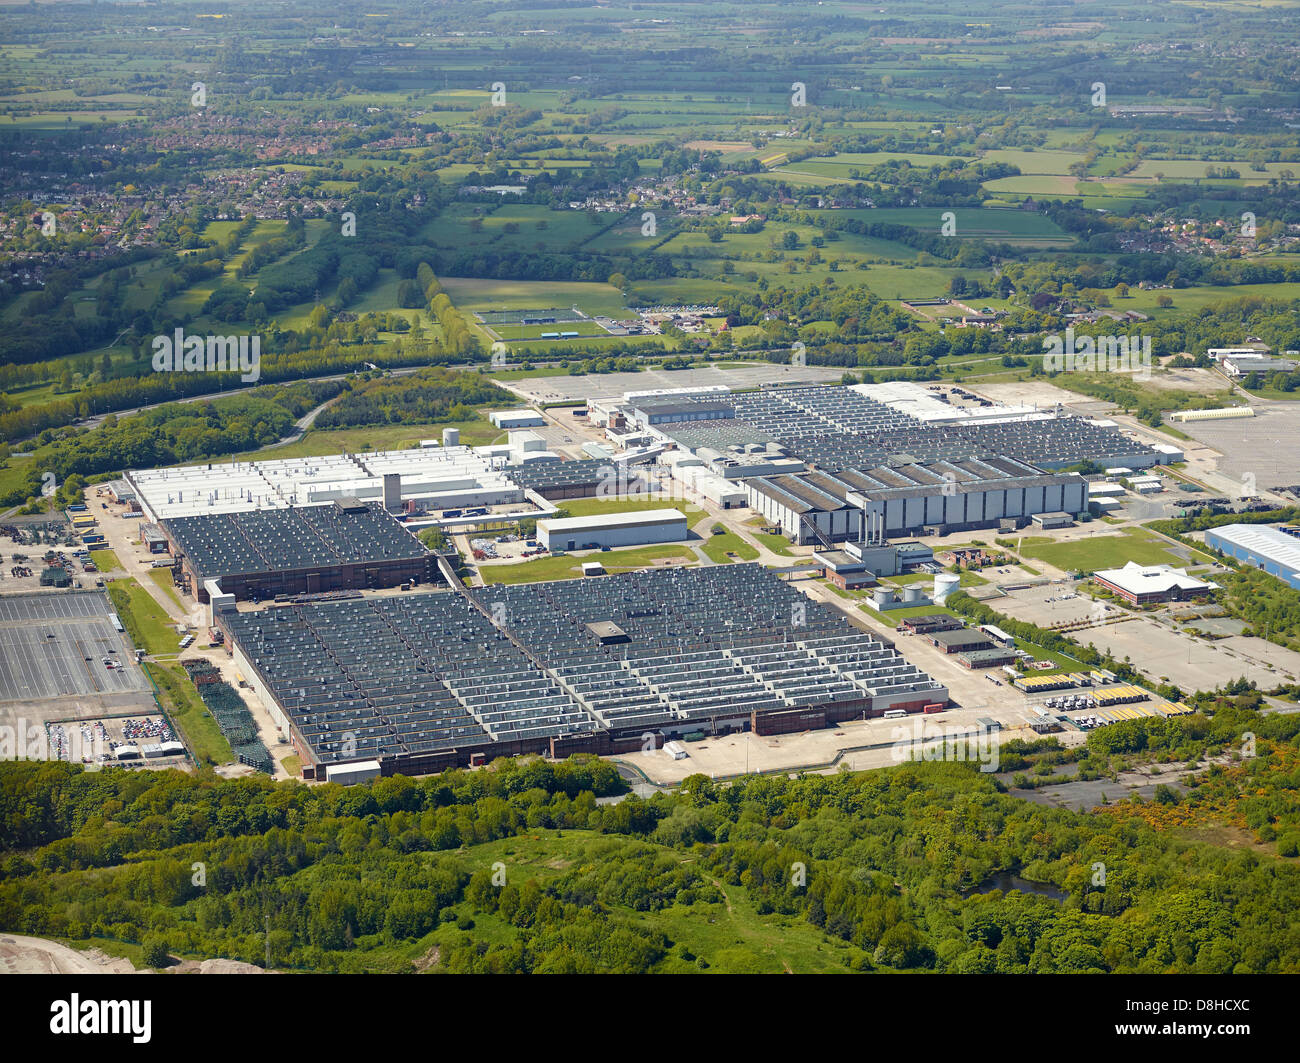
[1170,399,1300,491]
[994,583,1112,627]
[1080,616,1300,688]
[499,363,848,404]
[0,592,149,703]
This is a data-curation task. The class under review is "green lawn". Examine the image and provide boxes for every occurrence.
[702,528,759,564]
[0,455,35,507]
[479,545,696,585]
[89,549,122,572]
[753,532,794,556]
[144,662,234,767]
[234,418,504,462]
[1016,527,1208,573]
[148,568,186,611]
[557,497,707,522]
[107,578,181,655]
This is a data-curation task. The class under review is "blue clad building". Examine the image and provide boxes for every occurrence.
[1203,524,1300,590]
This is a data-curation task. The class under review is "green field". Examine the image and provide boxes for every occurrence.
[1016,527,1212,573]
[441,278,630,319]
[702,527,759,564]
[88,549,122,572]
[144,662,234,767]
[478,545,696,585]
[234,418,505,462]
[106,578,180,656]
[148,568,186,611]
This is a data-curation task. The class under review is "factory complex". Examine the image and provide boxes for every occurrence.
[590,381,1164,546]
[218,564,949,782]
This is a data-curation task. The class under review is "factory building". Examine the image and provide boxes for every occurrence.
[746,458,1087,544]
[489,409,545,429]
[214,565,949,780]
[129,447,525,521]
[538,509,688,551]
[1204,524,1300,590]
[162,499,434,603]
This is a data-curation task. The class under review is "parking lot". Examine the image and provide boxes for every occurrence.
[0,592,148,702]
[995,583,1113,627]
[1173,400,1300,491]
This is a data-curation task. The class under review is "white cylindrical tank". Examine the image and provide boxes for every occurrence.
[443,427,460,447]
[902,585,924,603]
[934,573,960,604]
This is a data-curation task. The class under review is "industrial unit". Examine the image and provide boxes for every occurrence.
[162,499,434,602]
[537,509,688,551]
[1204,524,1300,590]
[215,565,948,780]
[129,446,526,521]
[746,458,1087,544]
[489,409,545,428]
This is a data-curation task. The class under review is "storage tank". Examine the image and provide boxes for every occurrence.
[872,588,894,607]
[443,427,460,447]
[902,585,924,604]
[933,573,960,604]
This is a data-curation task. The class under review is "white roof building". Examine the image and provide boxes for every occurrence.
[1093,562,1215,601]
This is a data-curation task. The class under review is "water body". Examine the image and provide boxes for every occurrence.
[969,872,1067,901]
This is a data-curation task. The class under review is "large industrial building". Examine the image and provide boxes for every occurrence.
[128,446,529,522]
[162,499,435,602]
[745,456,1087,544]
[1204,524,1300,590]
[1092,562,1216,605]
[216,564,949,781]
[609,381,1161,546]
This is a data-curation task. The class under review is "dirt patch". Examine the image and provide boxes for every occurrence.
[0,935,139,974]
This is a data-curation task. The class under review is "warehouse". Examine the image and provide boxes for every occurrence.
[669,464,749,508]
[216,565,949,780]
[538,509,688,551]
[627,397,736,428]
[956,648,1018,669]
[503,458,615,500]
[489,409,545,429]
[746,457,1087,544]
[1092,562,1216,605]
[1204,524,1300,590]
[129,447,524,521]
[928,628,995,654]
[163,499,434,602]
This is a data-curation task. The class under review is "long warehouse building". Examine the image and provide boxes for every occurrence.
[746,457,1087,544]
[1204,524,1300,590]
[538,509,688,551]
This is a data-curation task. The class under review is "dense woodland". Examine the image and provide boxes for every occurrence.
[1,693,1297,974]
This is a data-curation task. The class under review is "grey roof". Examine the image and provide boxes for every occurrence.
[164,501,429,582]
